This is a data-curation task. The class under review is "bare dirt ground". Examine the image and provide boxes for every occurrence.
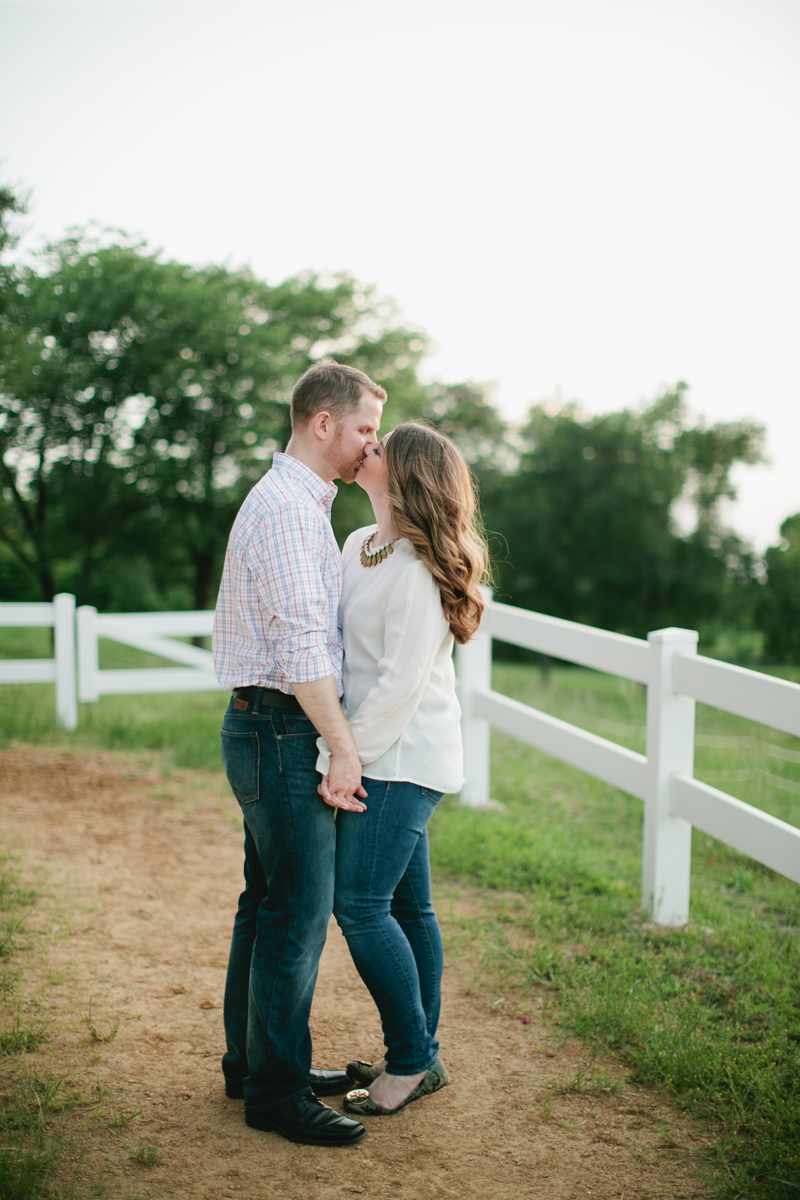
[0,748,713,1199]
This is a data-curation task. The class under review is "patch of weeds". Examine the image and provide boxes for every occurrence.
[0,849,89,1197]
[90,1072,111,1104]
[592,1069,623,1095]
[1,966,16,1003]
[0,1008,49,1056]
[108,1109,141,1128]
[0,1070,73,1199]
[554,1059,623,1096]
[83,998,119,1043]
[128,1139,158,1165]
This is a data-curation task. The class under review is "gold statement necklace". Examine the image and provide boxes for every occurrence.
[360,531,397,567]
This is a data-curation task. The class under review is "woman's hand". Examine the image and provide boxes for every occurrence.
[318,776,367,813]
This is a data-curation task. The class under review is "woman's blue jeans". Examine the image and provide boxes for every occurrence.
[334,778,444,1076]
[220,699,335,1111]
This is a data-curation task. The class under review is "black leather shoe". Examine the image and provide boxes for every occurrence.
[308,1068,352,1096]
[225,1068,352,1100]
[245,1093,366,1146]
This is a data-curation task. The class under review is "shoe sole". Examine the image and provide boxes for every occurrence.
[245,1113,367,1146]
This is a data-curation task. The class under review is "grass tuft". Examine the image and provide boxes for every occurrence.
[0,1069,71,1198]
[82,999,119,1044]
[128,1139,158,1166]
[554,1059,624,1096]
[0,1009,49,1057]
[107,1109,141,1128]
[0,854,79,1198]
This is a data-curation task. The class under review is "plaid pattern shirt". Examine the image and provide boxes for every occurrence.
[212,453,344,695]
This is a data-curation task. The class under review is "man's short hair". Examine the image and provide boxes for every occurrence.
[291,359,387,427]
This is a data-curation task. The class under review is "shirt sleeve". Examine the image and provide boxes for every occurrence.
[316,559,448,774]
[246,502,337,685]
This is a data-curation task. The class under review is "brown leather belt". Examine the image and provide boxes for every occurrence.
[231,686,304,714]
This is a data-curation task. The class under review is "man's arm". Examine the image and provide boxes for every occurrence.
[292,676,367,812]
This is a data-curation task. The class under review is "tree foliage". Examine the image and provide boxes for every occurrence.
[758,514,800,664]
[0,229,501,608]
[480,385,765,640]
[1,211,785,657]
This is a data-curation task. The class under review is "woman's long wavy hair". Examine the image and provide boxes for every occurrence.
[385,423,490,644]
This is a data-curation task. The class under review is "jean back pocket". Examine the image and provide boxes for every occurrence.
[221,729,260,805]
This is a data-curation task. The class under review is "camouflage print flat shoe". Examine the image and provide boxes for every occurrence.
[346,1060,385,1086]
[343,1058,449,1116]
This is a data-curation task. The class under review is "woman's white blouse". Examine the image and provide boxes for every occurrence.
[316,526,464,794]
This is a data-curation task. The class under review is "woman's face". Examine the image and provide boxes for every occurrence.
[355,433,390,494]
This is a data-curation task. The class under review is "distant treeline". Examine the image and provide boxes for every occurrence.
[1,191,798,663]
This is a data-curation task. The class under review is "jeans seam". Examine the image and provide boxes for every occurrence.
[402,868,438,1030]
[261,739,298,1070]
[254,722,295,1074]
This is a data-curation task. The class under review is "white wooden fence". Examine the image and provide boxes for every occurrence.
[75,607,220,701]
[3,594,799,927]
[456,596,800,926]
[0,594,77,730]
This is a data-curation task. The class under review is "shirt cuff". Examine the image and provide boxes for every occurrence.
[316,737,331,777]
[279,648,336,686]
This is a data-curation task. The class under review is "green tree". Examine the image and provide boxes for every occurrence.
[758,514,800,663]
[0,228,502,608]
[481,385,764,640]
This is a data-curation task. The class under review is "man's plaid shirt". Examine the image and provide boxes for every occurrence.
[212,453,344,695]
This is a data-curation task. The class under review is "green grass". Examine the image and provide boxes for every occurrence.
[429,663,800,1200]
[0,625,227,770]
[127,1139,158,1166]
[1,655,799,1196]
[0,856,72,1199]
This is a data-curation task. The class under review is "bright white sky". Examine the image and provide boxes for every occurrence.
[1,0,798,550]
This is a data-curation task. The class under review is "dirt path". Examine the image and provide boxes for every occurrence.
[0,748,712,1199]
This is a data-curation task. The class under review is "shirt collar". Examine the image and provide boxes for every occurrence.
[270,451,338,512]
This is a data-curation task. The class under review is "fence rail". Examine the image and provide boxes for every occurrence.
[76,607,220,702]
[457,594,800,926]
[674,653,800,738]
[471,686,648,799]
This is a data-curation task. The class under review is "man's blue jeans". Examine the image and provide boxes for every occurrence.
[334,779,444,1076]
[220,699,335,1110]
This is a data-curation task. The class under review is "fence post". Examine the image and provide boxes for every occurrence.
[456,588,492,807]
[643,627,698,925]
[77,605,100,703]
[53,593,77,731]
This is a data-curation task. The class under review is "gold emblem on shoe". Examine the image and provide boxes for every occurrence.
[345,1088,370,1102]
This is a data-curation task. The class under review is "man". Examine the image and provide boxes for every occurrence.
[212,359,386,1146]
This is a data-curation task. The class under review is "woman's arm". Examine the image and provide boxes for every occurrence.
[316,561,449,774]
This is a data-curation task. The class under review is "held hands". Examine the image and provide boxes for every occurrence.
[318,748,367,812]
[317,777,367,812]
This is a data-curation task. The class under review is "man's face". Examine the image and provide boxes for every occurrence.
[324,391,383,483]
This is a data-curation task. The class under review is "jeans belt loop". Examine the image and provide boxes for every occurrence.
[252,687,264,716]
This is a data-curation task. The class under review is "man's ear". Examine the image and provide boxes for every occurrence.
[312,409,334,441]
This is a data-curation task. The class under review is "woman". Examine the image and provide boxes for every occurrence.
[316,422,489,1116]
